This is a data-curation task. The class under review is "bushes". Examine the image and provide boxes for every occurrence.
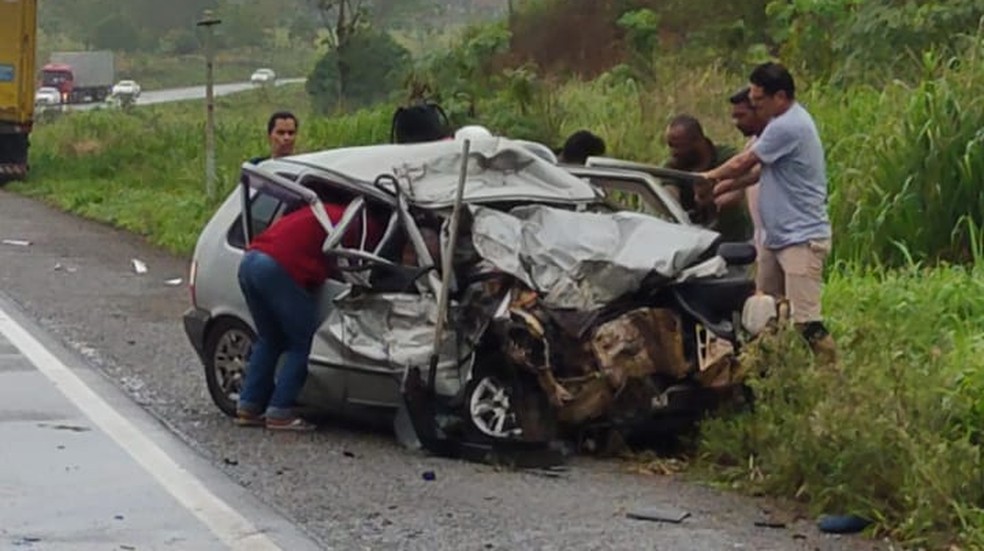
[699,265,984,547]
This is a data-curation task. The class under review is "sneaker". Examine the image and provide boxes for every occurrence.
[234,410,265,427]
[265,416,317,432]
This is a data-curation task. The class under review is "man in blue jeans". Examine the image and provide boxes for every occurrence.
[236,201,382,430]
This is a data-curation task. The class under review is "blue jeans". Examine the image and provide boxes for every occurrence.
[237,250,318,420]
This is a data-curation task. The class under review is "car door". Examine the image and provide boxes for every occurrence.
[566,163,693,225]
[307,186,448,415]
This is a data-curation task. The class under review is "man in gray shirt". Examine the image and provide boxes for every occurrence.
[699,62,836,364]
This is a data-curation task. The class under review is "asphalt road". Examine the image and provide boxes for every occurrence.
[0,191,887,551]
[58,78,305,112]
[0,296,321,550]
[136,79,305,106]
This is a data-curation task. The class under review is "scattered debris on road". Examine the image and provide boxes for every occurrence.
[53,262,78,273]
[164,278,183,286]
[131,259,148,274]
[2,239,31,247]
[37,423,90,432]
[818,514,872,534]
[626,505,691,524]
[223,457,239,466]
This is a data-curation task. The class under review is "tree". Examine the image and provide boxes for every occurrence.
[309,0,370,102]
[91,13,142,52]
[306,28,410,112]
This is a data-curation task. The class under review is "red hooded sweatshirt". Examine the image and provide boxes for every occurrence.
[248,203,383,291]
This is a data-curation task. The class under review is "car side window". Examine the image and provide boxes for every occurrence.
[591,177,676,222]
[226,191,283,249]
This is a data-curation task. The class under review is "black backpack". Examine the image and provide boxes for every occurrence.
[390,101,451,144]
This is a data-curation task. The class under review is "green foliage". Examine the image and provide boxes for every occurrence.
[809,44,984,265]
[306,29,411,113]
[617,8,660,57]
[699,265,984,547]
[768,0,984,83]
[91,13,142,53]
[158,29,200,56]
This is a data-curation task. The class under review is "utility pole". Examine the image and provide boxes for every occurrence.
[197,10,221,200]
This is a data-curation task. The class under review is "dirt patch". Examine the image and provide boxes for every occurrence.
[63,139,104,158]
[500,0,627,78]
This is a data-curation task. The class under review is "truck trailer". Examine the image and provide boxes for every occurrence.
[41,51,115,104]
[0,0,37,184]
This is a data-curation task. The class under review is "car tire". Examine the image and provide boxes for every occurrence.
[203,317,255,417]
[462,361,556,444]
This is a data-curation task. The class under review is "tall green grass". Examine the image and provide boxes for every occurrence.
[700,264,984,547]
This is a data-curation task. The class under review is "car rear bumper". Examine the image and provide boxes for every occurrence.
[183,307,211,363]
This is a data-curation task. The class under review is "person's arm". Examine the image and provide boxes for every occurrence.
[713,164,762,199]
[699,149,760,185]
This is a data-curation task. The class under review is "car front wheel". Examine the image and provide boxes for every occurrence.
[203,318,255,417]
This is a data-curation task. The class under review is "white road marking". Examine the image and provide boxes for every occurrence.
[0,304,282,551]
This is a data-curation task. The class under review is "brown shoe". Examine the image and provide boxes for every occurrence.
[810,334,838,366]
[234,410,264,427]
[265,417,317,432]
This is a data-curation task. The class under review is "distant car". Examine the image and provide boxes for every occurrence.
[250,68,276,86]
[111,80,141,97]
[34,87,62,106]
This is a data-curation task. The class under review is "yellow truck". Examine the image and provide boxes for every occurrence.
[0,0,37,184]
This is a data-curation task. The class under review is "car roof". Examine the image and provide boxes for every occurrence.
[256,137,603,209]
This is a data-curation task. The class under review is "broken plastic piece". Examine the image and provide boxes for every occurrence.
[627,506,690,524]
[132,259,148,274]
[2,239,31,247]
[165,278,183,286]
[817,514,871,534]
[422,471,436,481]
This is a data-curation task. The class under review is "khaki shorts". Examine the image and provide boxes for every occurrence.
[756,239,831,324]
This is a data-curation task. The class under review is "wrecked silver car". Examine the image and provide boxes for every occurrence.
[183,137,777,461]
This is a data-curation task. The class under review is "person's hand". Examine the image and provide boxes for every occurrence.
[714,184,744,210]
[694,179,714,209]
[713,178,736,198]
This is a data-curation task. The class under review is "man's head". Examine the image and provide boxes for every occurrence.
[558,130,606,165]
[729,86,767,138]
[665,114,709,170]
[391,103,450,144]
[748,62,795,120]
[266,111,298,158]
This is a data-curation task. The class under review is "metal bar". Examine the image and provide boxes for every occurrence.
[428,139,471,392]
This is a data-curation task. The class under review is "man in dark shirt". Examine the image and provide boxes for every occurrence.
[235,201,383,430]
[662,114,750,242]
[249,111,298,165]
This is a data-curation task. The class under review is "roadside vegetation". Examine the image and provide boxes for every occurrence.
[16,0,984,547]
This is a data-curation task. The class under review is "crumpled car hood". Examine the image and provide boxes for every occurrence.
[470,204,721,310]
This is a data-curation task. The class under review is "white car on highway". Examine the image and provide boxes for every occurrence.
[111,80,141,97]
[34,87,62,106]
[250,68,276,86]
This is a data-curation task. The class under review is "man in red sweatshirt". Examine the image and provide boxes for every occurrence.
[235,201,382,430]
